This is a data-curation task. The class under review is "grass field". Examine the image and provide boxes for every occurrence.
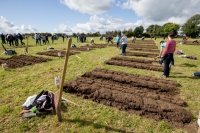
[0,36,200,133]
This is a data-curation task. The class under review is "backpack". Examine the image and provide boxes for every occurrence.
[36,91,54,112]
[194,72,200,77]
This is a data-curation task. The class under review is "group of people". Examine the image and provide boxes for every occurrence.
[76,35,87,43]
[115,33,128,56]
[1,33,25,46]
[114,32,177,78]
[34,33,50,45]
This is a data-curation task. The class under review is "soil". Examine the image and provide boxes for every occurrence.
[63,68,194,130]
[0,55,51,68]
[80,44,117,48]
[104,56,163,71]
[126,51,158,57]
[36,50,80,57]
[110,56,156,64]
[128,40,156,44]
[129,45,158,49]
[64,47,96,52]
[129,48,160,53]
[81,44,108,48]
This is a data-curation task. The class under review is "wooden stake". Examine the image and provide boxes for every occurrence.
[24,36,28,54]
[54,38,72,122]
[61,97,80,107]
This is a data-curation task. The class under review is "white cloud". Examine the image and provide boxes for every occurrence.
[60,0,115,15]
[54,23,72,33]
[0,16,38,34]
[121,0,200,25]
[54,15,144,34]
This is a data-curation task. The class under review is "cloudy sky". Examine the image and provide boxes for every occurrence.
[0,0,200,34]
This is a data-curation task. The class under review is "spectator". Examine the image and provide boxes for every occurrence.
[90,38,94,44]
[1,33,6,44]
[42,35,46,44]
[18,33,25,45]
[141,36,145,41]
[76,35,79,42]
[38,34,42,45]
[62,34,65,43]
[51,35,55,44]
[116,34,121,48]
[120,33,128,56]
[158,41,174,66]
[8,34,14,46]
[107,36,113,44]
[131,36,135,43]
[13,33,19,46]
[161,32,176,78]
[6,34,9,44]
[35,33,39,45]
[45,35,49,44]
[182,36,188,44]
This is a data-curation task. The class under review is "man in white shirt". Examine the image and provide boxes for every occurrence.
[120,33,127,56]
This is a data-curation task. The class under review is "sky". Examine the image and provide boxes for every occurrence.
[0,0,200,34]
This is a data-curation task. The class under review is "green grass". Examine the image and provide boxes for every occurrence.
[0,37,200,133]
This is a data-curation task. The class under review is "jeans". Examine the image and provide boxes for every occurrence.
[121,44,127,56]
[163,53,174,76]
[116,42,120,48]
[159,56,174,65]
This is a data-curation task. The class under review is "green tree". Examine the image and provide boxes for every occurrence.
[146,24,161,37]
[162,22,180,36]
[182,14,200,38]
[133,26,144,37]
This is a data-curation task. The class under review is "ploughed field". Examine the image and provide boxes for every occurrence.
[0,55,51,68]
[104,56,163,71]
[63,68,192,128]
[36,50,80,57]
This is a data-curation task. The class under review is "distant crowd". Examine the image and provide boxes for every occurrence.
[0,33,69,46]
[34,33,68,45]
[1,33,25,46]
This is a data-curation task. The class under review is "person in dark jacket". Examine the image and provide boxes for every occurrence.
[45,35,49,44]
[1,33,6,44]
[13,33,19,46]
[8,34,14,46]
[18,33,25,45]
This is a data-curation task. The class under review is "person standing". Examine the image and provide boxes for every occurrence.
[161,32,176,78]
[120,33,128,56]
[62,34,65,43]
[8,34,14,46]
[51,35,55,44]
[18,33,25,45]
[35,33,39,45]
[1,33,6,44]
[13,33,19,46]
[158,41,174,65]
[45,35,49,44]
[131,36,135,43]
[90,38,94,44]
[116,34,121,48]
[76,35,79,42]
[6,34,9,44]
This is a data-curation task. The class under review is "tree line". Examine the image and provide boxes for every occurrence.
[24,14,200,38]
[102,14,200,38]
